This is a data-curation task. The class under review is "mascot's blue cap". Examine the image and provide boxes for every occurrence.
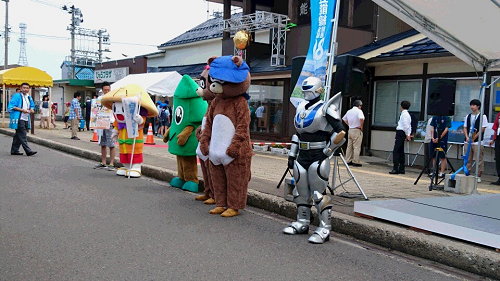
[156,101,161,104]
[209,55,249,83]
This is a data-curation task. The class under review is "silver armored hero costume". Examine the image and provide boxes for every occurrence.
[283,77,346,244]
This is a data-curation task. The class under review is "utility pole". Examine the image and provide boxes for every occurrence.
[3,0,9,70]
[70,9,75,79]
[97,29,110,63]
[63,5,82,79]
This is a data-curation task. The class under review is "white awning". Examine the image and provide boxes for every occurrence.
[111,71,182,97]
[372,0,500,71]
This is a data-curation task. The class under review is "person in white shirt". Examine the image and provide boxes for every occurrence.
[463,99,488,182]
[390,100,412,174]
[342,100,364,166]
[93,82,116,171]
[255,103,266,131]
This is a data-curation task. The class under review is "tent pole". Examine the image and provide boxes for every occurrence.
[30,86,34,134]
[473,68,488,194]
[2,84,5,128]
[48,87,52,128]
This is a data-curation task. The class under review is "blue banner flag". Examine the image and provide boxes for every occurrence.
[291,0,337,101]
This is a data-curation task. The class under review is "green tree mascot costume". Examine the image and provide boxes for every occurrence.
[163,75,208,192]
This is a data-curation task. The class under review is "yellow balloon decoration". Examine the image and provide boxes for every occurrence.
[233,30,251,50]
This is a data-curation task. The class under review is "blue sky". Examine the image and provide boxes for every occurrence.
[0,0,223,79]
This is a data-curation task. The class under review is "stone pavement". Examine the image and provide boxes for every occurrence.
[1,120,500,279]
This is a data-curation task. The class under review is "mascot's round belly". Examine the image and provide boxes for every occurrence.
[209,114,235,165]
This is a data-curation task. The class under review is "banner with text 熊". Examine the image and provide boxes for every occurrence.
[291,0,337,103]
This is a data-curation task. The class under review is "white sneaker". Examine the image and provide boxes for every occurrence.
[477,177,482,183]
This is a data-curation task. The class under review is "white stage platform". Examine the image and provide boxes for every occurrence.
[353,194,500,249]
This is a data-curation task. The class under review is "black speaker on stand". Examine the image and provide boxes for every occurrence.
[333,54,367,98]
[291,56,306,94]
[426,78,456,116]
[415,78,457,191]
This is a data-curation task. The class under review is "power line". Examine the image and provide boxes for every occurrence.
[5,31,158,46]
[28,0,63,10]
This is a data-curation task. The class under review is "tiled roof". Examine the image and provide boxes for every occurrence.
[376,37,448,58]
[158,15,230,48]
[148,63,207,77]
[342,29,420,57]
[148,55,292,78]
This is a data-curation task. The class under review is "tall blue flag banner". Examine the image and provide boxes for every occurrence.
[291,0,337,102]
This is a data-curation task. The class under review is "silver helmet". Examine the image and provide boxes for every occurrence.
[301,77,324,100]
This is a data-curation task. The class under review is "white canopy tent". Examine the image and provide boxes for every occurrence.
[371,0,500,192]
[110,71,182,97]
[372,0,500,71]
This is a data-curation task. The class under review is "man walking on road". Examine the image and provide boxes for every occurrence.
[342,100,364,167]
[389,100,412,174]
[69,92,82,140]
[8,82,37,156]
[93,82,116,171]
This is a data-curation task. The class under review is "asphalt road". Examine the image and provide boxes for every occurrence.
[0,134,486,281]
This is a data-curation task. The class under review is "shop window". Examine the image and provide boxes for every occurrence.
[454,79,481,121]
[373,80,422,126]
[249,81,284,134]
[490,76,500,121]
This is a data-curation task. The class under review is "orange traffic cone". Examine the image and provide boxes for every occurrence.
[145,123,155,145]
[90,130,99,142]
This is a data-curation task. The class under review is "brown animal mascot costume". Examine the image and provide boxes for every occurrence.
[195,64,216,204]
[199,55,252,217]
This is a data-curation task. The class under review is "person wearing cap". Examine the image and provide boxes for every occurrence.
[154,100,161,135]
[50,103,57,128]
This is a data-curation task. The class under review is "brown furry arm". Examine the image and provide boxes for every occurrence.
[195,126,202,140]
[177,126,194,146]
[162,127,171,143]
[227,97,250,159]
[199,99,217,155]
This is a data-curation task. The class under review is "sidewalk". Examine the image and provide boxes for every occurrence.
[1,121,499,279]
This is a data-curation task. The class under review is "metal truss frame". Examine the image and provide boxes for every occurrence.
[221,11,288,67]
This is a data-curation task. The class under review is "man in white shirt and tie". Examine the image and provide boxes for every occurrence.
[390,100,412,174]
[342,100,364,167]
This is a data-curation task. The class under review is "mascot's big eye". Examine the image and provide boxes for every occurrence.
[208,76,226,86]
[175,106,184,125]
[198,77,207,89]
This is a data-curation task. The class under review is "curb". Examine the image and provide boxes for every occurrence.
[1,128,499,279]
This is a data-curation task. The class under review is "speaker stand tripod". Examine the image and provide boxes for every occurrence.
[331,150,368,200]
[414,123,455,191]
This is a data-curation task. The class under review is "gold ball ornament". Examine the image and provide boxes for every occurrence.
[233,30,251,50]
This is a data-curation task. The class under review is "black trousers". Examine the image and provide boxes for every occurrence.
[424,142,431,173]
[86,116,90,131]
[11,120,32,154]
[393,130,406,171]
